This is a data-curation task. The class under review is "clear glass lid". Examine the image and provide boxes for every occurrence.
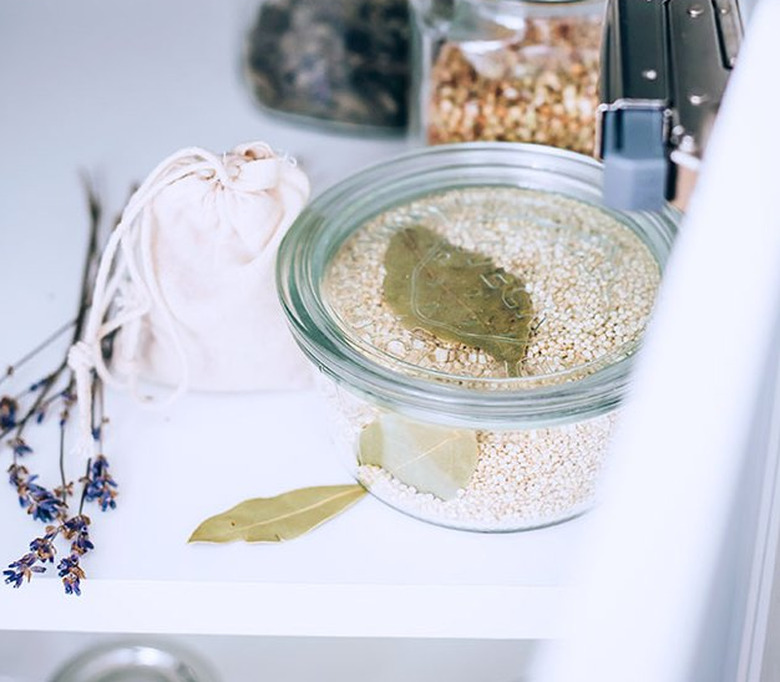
[322,183,661,387]
[50,642,217,682]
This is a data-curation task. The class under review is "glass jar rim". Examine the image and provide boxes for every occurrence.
[411,0,607,23]
[472,0,606,4]
[277,143,679,429]
[429,0,608,15]
[414,0,605,6]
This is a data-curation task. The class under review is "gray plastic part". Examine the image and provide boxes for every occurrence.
[601,108,668,212]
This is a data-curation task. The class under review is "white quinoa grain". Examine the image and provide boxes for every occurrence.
[426,17,602,155]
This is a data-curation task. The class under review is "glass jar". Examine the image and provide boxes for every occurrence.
[412,0,605,154]
[277,143,678,532]
[244,0,411,131]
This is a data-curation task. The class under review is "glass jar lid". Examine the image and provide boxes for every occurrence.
[278,143,678,428]
[50,642,217,682]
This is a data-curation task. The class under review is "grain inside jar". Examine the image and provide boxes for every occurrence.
[424,10,603,155]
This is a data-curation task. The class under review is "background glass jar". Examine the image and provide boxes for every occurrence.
[244,0,411,132]
[277,143,679,532]
[412,0,605,154]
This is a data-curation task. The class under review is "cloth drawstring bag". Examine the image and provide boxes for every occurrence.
[67,141,311,458]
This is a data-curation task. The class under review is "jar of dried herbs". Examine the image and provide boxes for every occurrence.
[244,0,411,131]
[412,0,605,154]
[277,143,679,531]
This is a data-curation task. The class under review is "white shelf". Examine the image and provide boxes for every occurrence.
[1,581,568,640]
[0,0,582,640]
[0,388,579,638]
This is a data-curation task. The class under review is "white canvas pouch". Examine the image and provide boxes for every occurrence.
[67,142,312,455]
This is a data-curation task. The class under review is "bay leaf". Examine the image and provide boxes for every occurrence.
[188,484,366,543]
[359,414,478,500]
[384,225,532,375]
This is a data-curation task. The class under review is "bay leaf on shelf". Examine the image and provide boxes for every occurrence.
[359,413,478,500]
[188,484,366,543]
[383,225,532,375]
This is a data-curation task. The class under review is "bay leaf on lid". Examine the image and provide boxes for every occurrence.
[359,413,478,499]
[383,225,532,376]
[188,484,366,543]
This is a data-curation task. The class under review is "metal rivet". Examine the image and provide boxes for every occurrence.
[688,92,709,106]
[642,69,658,81]
[688,5,705,17]
[679,135,697,153]
[720,5,731,15]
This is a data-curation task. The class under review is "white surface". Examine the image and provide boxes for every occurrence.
[537,1,780,680]
[0,0,578,639]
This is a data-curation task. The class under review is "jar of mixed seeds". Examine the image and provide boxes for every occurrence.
[412,0,605,154]
[277,143,678,531]
[244,0,411,131]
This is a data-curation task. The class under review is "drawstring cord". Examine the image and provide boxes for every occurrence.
[66,146,235,459]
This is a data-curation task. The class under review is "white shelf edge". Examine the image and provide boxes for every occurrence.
[0,580,567,639]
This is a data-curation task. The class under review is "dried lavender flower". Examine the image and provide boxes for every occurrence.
[4,515,95,595]
[10,437,32,457]
[0,397,17,430]
[8,464,67,522]
[3,553,46,588]
[25,479,68,523]
[57,555,86,596]
[82,455,118,511]
[29,526,59,563]
[58,515,92,596]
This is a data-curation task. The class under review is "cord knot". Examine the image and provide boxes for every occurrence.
[67,340,95,374]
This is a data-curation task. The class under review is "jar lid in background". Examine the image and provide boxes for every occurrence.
[49,641,218,682]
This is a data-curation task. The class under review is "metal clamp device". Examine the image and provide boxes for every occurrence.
[597,0,743,211]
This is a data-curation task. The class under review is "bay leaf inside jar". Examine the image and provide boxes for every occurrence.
[383,225,533,376]
[358,413,479,500]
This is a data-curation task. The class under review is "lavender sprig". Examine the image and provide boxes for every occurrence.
[4,456,115,596]
[0,319,76,390]
[4,515,95,596]
[3,525,59,588]
[3,179,119,596]
[3,553,47,588]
